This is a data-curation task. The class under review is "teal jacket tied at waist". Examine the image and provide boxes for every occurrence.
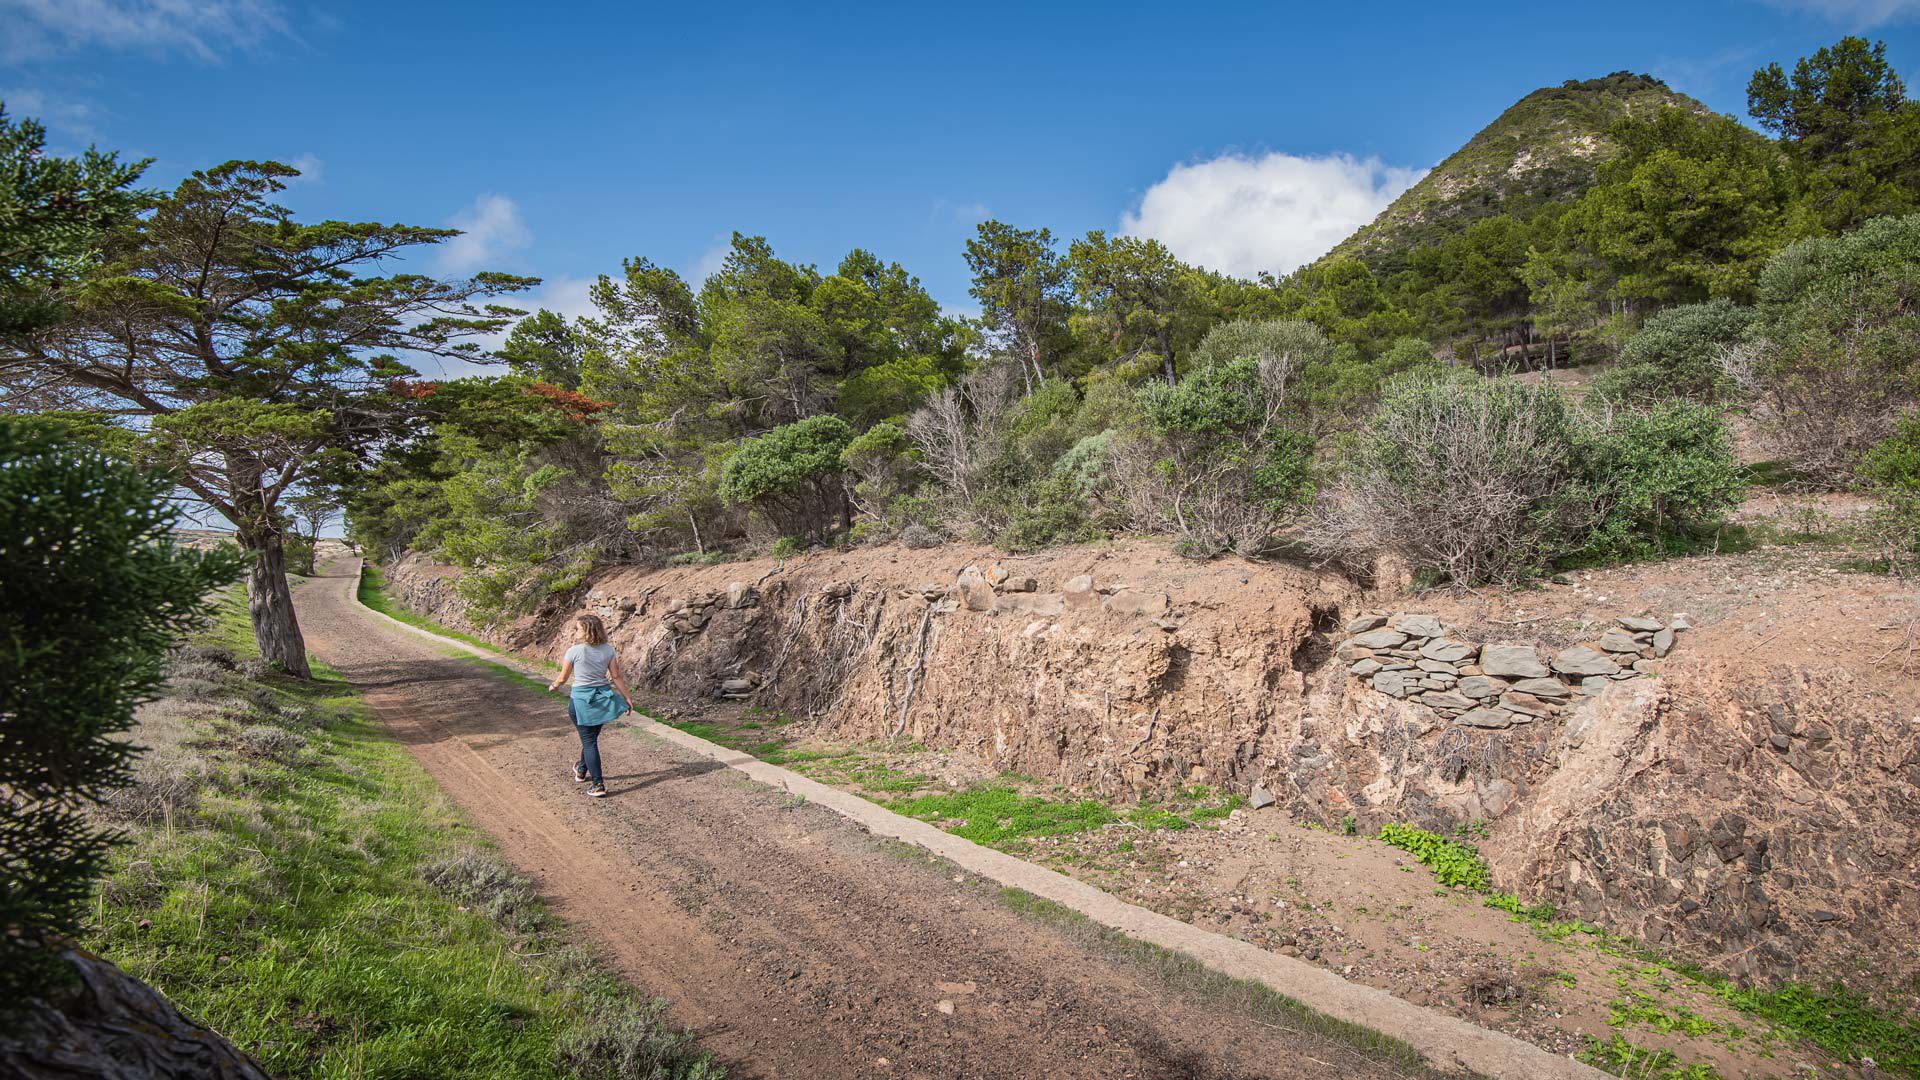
[569,684,630,727]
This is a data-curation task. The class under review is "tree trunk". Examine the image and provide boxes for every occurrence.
[0,947,271,1079]
[237,526,313,679]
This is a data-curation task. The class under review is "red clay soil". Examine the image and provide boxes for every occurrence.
[294,562,1424,1080]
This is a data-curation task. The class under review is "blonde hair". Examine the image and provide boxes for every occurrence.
[574,613,608,646]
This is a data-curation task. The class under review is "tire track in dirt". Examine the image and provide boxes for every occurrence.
[296,563,1421,1080]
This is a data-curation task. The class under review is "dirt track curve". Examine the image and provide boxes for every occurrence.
[296,561,1423,1080]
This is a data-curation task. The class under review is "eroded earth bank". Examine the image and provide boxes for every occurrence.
[384,538,1920,1075]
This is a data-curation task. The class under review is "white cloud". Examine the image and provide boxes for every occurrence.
[0,87,98,142]
[1759,0,1920,25]
[285,152,322,185]
[686,240,731,286]
[1121,151,1426,279]
[438,193,532,276]
[0,0,289,63]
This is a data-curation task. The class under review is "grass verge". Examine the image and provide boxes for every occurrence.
[84,595,721,1079]
[358,562,556,669]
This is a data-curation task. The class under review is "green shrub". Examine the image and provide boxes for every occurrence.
[767,535,806,559]
[1575,404,1746,562]
[1306,376,1588,584]
[1310,378,1742,583]
[1127,356,1316,554]
[1859,413,1920,568]
[0,419,239,1008]
[1745,214,1920,486]
[1594,300,1753,405]
[718,415,853,540]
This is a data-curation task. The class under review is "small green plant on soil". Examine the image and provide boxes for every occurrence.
[1579,1034,1723,1079]
[1376,823,1492,890]
[886,785,1118,847]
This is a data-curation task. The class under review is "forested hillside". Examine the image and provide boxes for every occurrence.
[1325,71,1712,267]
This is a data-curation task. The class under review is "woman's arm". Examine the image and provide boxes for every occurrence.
[547,658,573,693]
[608,654,634,707]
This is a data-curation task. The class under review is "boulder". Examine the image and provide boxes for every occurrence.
[1617,615,1665,632]
[1345,614,1387,634]
[1351,628,1409,650]
[1552,646,1620,677]
[985,565,1010,587]
[1420,690,1475,710]
[1419,638,1475,663]
[725,582,760,609]
[1350,658,1384,677]
[1479,644,1549,679]
[1335,642,1374,662]
[1248,782,1277,810]
[1456,707,1515,729]
[820,581,855,599]
[960,582,997,612]
[1393,614,1446,638]
[1508,677,1570,699]
[1416,658,1457,674]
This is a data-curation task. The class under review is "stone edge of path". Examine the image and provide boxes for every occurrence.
[341,559,1604,1080]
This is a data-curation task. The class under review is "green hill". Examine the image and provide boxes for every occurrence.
[1326,72,1713,267]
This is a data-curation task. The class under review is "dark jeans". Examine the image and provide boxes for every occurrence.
[566,699,605,785]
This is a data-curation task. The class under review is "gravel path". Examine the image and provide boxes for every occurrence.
[296,562,1419,1080]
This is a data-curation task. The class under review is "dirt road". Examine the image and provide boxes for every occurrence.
[294,561,1424,1080]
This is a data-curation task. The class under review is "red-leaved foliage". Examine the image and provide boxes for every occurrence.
[524,382,613,423]
[390,379,441,399]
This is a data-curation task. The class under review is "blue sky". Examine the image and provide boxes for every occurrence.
[5,0,1920,364]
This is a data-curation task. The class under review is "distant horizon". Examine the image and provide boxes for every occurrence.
[7,0,1918,375]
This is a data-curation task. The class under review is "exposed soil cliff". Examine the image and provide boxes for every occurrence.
[385,540,1920,995]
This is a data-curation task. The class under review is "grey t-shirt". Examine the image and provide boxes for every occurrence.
[564,642,617,688]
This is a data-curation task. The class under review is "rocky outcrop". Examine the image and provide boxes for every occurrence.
[380,545,1920,993]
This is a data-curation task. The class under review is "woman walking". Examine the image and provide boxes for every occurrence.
[546,614,632,798]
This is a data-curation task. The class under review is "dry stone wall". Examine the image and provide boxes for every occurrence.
[1338,611,1687,730]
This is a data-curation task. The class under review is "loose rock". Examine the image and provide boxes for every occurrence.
[1552,646,1620,677]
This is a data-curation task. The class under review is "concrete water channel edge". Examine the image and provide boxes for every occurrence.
[342,559,1606,1080]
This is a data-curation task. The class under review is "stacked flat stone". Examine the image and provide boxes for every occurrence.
[1337,612,1687,730]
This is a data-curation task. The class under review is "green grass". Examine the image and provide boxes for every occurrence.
[358,562,556,669]
[84,596,719,1079]
[994,887,1443,1077]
